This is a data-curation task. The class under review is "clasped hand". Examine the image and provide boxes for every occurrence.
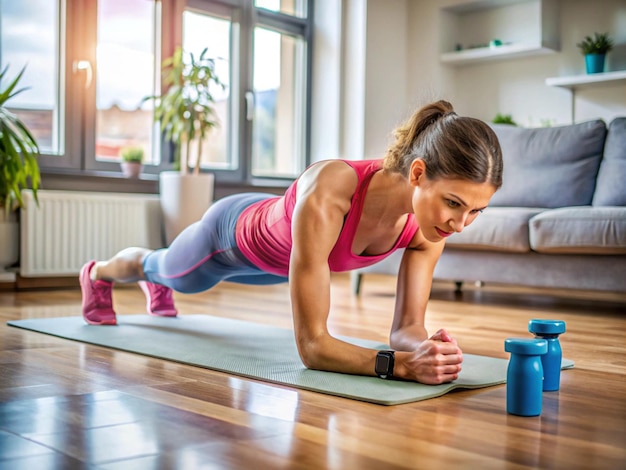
[400,328,464,385]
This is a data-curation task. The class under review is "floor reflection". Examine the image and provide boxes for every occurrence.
[0,389,294,467]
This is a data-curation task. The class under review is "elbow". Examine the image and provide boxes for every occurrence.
[299,350,317,370]
[389,330,397,347]
[389,329,403,351]
[295,334,326,370]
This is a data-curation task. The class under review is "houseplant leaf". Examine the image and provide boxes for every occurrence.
[0,65,41,216]
[143,46,224,174]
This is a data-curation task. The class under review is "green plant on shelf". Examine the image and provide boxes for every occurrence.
[576,32,613,55]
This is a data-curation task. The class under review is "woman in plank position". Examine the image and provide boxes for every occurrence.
[80,100,502,385]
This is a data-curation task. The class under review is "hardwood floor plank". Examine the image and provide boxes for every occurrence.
[0,274,625,468]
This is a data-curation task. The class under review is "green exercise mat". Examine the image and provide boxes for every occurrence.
[8,315,574,405]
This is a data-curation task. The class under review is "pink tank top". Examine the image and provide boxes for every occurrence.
[236,159,418,277]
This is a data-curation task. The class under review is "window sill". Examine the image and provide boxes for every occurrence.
[39,169,292,198]
[41,169,160,194]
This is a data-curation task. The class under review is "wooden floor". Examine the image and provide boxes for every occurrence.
[1,273,625,469]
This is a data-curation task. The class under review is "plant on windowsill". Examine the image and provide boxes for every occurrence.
[576,32,614,74]
[0,65,41,273]
[143,46,225,244]
[119,146,144,178]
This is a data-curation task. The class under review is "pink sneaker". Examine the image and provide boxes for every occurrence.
[79,261,117,325]
[138,281,178,317]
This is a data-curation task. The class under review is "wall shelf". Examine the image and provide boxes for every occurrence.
[545,70,626,90]
[441,43,556,65]
[439,0,559,67]
[545,70,626,123]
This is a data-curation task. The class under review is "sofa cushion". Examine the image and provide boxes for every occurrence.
[445,207,546,253]
[489,121,607,208]
[529,207,626,254]
[593,117,626,206]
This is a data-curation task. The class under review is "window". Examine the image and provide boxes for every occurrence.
[182,8,233,171]
[0,0,312,184]
[183,0,312,182]
[255,0,307,18]
[94,0,161,167]
[251,27,307,178]
[0,0,63,156]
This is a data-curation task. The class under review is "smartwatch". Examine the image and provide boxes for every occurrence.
[375,350,395,379]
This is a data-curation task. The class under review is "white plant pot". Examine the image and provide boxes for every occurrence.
[121,161,143,178]
[0,211,19,271]
[159,171,215,245]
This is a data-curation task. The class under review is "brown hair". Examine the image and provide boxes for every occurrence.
[383,100,503,188]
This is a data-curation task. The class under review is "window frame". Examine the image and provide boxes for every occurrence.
[30,0,313,188]
[249,6,313,184]
[186,0,313,186]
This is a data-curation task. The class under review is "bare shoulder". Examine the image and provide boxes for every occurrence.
[297,160,358,203]
[407,227,445,258]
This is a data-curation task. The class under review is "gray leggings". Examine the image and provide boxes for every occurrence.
[142,193,288,293]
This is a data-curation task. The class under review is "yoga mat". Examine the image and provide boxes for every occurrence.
[8,315,574,406]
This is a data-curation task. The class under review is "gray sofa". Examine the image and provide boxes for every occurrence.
[353,118,626,294]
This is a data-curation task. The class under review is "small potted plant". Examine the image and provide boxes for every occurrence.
[119,146,144,178]
[0,65,41,273]
[576,32,614,74]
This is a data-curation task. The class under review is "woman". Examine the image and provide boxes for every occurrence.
[80,100,503,385]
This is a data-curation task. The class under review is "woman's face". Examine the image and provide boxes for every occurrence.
[411,172,497,243]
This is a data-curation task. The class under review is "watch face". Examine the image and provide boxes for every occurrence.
[375,352,393,378]
[376,355,391,373]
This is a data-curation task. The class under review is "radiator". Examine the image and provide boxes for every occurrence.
[20,190,163,277]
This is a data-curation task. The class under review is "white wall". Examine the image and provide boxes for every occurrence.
[311,0,412,162]
[311,0,626,165]
[311,0,342,162]
[311,0,369,162]
[407,0,626,126]
[363,0,409,159]
[340,0,367,160]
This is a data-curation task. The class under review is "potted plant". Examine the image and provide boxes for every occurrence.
[576,32,614,74]
[119,146,144,178]
[0,65,41,275]
[144,46,224,244]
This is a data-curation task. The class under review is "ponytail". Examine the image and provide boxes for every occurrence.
[383,100,503,188]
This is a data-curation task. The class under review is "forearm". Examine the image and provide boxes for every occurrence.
[301,332,380,376]
[290,268,379,375]
[390,249,436,348]
[299,331,458,384]
[292,272,461,384]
